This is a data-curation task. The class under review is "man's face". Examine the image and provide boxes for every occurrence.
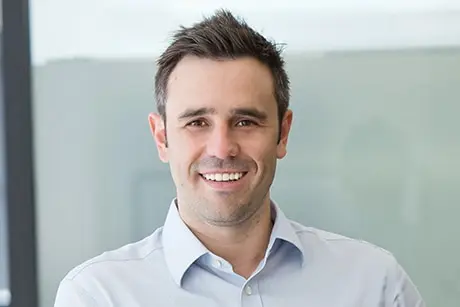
[149,56,292,226]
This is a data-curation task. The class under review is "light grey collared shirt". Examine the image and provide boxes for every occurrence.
[55,199,425,306]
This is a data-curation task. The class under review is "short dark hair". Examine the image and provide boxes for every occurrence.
[154,9,290,133]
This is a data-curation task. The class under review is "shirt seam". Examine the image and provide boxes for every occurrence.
[294,228,393,256]
[67,246,164,280]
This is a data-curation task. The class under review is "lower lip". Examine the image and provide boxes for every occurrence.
[199,173,248,191]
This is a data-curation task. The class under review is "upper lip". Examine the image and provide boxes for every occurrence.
[199,170,248,175]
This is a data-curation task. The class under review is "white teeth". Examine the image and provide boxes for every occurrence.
[202,172,244,182]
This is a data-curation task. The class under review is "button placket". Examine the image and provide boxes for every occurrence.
[244,285,253,296]
[241,281,262,307]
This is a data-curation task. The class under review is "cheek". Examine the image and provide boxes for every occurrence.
[242,134,277,156]
[168,130,195,152]
[168,135,203,169]
[241,138,278,172]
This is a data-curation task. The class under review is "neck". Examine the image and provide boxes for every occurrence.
[180,199,273,279]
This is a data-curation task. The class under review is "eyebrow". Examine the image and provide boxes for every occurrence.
[177,106,268,121]
[177,107,216,120]
[231,107,268,121]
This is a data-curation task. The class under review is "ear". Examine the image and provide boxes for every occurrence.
[148,113,168,163]
[276,109,293,159]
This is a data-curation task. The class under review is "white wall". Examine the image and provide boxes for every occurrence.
[30,1,460,64]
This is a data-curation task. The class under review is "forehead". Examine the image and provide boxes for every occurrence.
[166,56,277,117]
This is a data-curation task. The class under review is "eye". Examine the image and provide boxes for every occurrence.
[236,119,255,127]
[187,119,208,127]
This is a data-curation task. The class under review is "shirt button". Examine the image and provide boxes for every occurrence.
[244,285,253,296]
[213,259,223,268]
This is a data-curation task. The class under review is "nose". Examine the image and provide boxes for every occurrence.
[206,124,239,159]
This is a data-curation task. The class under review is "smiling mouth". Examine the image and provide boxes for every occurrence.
[200,172,248,182]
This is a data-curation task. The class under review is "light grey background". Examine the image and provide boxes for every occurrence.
[33,49,460,307]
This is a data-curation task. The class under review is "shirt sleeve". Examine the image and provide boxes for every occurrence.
[54,278,98,307]
[384,257,426,307]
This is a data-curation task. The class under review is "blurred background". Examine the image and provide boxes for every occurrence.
[1,1,460,306]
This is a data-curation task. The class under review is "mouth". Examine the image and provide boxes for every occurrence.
[199,172,248,182]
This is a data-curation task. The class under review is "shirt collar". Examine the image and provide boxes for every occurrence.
[268,200,306,265]
[162,199,208,286]
[162,198,305,287]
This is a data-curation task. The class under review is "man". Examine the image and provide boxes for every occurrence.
[55,9,425,306]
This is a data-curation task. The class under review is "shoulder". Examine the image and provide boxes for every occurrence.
[290,220,424,305]
[55,227,171,305]
[62,226,165,283]
[290,220,398,269]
